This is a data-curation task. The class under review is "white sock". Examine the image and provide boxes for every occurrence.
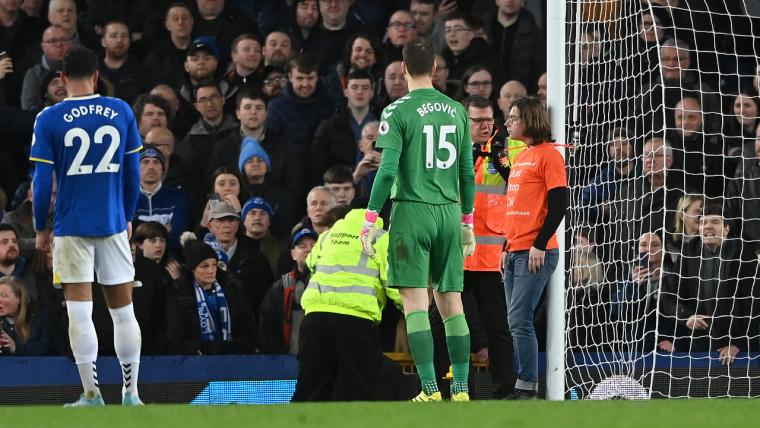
[67,301,100,397]
[109,303,142,396]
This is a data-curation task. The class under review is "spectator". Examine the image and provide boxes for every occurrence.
[569,228,604,288]
[47,0,81,45]
[19,217,62,315]
[291,208,401,401]
[179,37,234,105]
[144,126,191,191]
[327,32,383,105]
[312,69,377,182]
[352,121,381,197]
[179,80,240,204]
[305,0,359,72]
[192,0,257,68]
[165,235,256,355]
[261,64,288,100]
[0,276,55,356]
[39,68,67,108]
[20,0,43,18]
[134,145,192,258]
[238,137,297,237]
[0,224,26,279]
[669,194,703,254]
[295,186,337,235]
[323,165,356,206]
[143,3,194,89]
[21,25,73,111]
[150,83,198,139]
[0,0,46,105]
[84,0,153,46]
[410,0,445,53]
[431,54,454,97]
[728,123,760,244]
[485,0,544,91]
[225,33,264,96]
[240,196,282,277]
[612,230,674,353]
[208,199,274,316]
[441,12,493,86]
[199,167,244,229]
[259,227,317,354]
[262,31,294,69]
[536,72,546,107]
[3,179,56,258]
[667,95,724,197]
[580,127,639,225]
[496,80,527,120]
[502,96,568,399]
[382,10,417,63]
[661,203,756,363]
[455,65,493,101]
[288,0,319,52]
[375,60,408,109]
[638,39,722,135]
[266,53,333,192]
[132,94,171,138]
[98,20,144,104]
[614,137,684,266]
[724,88,760,174]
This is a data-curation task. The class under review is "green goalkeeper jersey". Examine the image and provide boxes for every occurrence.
[373,88,474,209]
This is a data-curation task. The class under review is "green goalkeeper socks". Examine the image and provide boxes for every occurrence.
[406,310,439,395]
[444,314,470,394]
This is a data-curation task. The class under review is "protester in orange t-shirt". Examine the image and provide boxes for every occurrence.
[501,96,568,400]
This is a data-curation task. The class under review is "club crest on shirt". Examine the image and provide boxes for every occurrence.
[379,121,390,135]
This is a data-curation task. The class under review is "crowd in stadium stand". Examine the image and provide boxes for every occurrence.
[0,0,758,390]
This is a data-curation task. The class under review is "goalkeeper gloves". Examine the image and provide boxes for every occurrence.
[461,212,476,257]
[360,210,380,257]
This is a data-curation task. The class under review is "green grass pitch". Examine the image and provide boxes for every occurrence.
[3,400,759,428]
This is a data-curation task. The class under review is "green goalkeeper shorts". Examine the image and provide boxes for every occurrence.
[388,201,464,292]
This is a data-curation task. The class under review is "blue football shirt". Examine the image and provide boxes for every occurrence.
[30,94,143,237]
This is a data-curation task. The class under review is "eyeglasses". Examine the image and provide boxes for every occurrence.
[444,26,471,35]
[389,22,415,31]
[469,117,495,127]
[196,94,222,105]
[43,36,73,45]
[466,80,492,88]
[263,76,288,85]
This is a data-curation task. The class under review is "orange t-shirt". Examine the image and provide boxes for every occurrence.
[504,142,567,252]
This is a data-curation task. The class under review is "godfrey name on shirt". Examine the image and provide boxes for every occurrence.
[63,104,119,123]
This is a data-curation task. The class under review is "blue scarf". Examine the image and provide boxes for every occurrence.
[193,281,232,342]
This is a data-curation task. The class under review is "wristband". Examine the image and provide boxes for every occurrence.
[364,210,379,224]
[461,213,474,226]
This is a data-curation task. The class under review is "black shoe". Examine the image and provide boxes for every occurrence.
[503,388,538,400]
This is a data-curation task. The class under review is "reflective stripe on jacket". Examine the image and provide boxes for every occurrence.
[302,209,401,323]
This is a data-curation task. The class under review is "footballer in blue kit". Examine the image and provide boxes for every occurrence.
[29,47,144,407]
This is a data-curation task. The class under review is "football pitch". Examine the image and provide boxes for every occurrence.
[3,399,759,428]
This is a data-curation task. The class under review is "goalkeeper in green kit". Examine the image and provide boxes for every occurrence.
[360,37,476,402]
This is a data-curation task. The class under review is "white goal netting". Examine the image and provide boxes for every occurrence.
[564,0,760,399]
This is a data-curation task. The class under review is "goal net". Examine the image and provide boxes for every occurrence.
[563,0,760,399]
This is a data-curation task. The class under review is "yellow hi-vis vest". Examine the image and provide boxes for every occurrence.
[302,209,402,323]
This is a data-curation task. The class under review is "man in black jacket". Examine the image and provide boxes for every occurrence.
[311,69,377,184]
[660,203,758,364]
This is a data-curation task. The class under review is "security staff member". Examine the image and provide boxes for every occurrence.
[291,207,402,402]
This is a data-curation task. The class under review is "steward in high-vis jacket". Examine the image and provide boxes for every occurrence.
[291,208,402,402]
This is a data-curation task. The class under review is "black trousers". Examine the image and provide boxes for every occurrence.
[463,270,515,396]
[291,312,384,402]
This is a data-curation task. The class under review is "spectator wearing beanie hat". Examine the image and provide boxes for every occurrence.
[238,138,298,239]
[240,196,281,275]
[165,233,257,355]
[134,144,192,258]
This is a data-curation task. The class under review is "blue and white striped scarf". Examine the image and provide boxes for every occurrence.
[194,281,232,342]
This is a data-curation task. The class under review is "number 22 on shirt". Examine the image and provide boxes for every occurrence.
[64,125,121,176]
